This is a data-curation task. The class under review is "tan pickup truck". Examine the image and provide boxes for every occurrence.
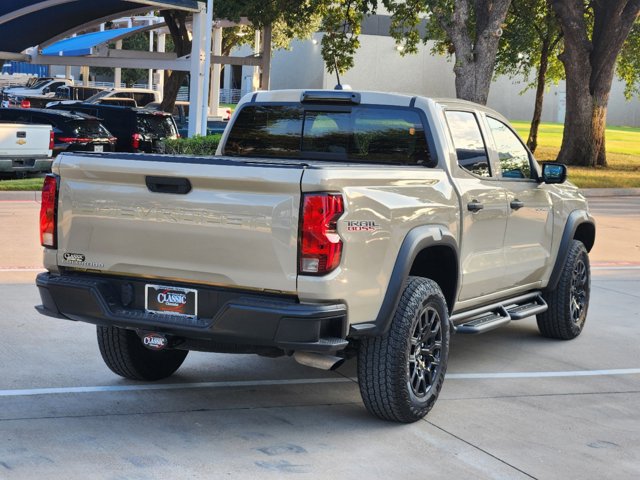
[35,90,595,423]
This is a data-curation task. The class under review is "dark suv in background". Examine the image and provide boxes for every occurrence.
[48,103,179,153]
[0,107,117,155]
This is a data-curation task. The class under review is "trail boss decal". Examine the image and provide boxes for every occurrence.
[346,220,380,232]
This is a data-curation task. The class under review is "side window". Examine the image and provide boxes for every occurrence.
[486,117,532,179]
[445,111,491,177]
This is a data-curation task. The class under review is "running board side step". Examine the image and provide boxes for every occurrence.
[451,292,547,335]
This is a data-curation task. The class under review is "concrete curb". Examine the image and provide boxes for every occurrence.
[0,191,41,202]
[581,188,640,198]
[0,188,638,202]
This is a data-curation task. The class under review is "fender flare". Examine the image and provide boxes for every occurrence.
[547,210,596,291]
[349,225,459,337]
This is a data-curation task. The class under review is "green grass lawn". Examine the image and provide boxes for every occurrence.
[0,177,44,191]
[1,121,639,190]
[512,121,640,188]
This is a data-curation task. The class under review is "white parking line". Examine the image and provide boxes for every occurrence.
[593,266,640,271]
[0,377,354,397]
[0,268,44,272]
[1,368,639,397]
[447,368,640,379]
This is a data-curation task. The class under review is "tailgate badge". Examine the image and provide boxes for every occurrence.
[142,333,168,351]
[63,252,86,263]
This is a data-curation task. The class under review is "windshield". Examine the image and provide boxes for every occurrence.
[85,90,112,102]
[25,79,49,90]
[224,104,433,166]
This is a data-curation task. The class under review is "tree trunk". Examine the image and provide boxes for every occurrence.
[551,0,640,167]
[527,38,551,153]
[161,71,188,112]
[439,0,512,105]
[160,10,192,112]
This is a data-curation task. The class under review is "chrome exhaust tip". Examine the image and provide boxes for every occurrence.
[293,351,345,371]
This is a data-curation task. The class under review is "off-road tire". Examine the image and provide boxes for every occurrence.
[537,240,590,340]
[97,326,188,381]
[358,277,450,423]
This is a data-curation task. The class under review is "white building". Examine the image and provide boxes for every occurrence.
[232,17,640,127]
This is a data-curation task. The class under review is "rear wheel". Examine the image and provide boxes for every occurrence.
[358,277,450,423]
[97,326,188,381]
[538,240,590,339]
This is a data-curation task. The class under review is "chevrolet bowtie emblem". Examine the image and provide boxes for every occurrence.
[16,139,26,145]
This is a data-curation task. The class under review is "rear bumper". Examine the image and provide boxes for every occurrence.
[0,158,52,173]
[36,272,348,354]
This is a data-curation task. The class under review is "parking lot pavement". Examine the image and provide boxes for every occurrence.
[1,196,639,479]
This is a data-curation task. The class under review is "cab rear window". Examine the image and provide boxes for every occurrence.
[224,104,433,166]
[136,115,178,138]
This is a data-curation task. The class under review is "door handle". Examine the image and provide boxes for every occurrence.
[145,176,192,194]
[510,200,524,210]
[467,200,484,212]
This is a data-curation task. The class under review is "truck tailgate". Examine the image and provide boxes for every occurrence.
[0,123,51,158]
[55,153,303,293]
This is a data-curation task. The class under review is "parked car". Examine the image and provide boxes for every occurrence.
[0,107,116,156]
[5,86,107,110]
[35,89,595,423]
[49,103,178,153]
[47,87,160,109]
[147,101,229,137]
[2,78,73,107]
[55,85,105,101]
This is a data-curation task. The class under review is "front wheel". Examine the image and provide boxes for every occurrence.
[537,239,591,340]
[358,277,450,423]
[97,326,188,381]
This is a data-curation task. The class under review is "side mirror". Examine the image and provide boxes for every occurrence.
[541,162,567,184]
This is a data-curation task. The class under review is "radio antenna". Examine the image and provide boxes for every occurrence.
[334,57,343,90]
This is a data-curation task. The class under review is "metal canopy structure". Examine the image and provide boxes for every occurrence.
[0,1,199,55]
[41,27,146,57]
[0,0,273,137]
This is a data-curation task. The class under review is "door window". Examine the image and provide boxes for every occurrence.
[445,111,491,177]
[486,117,532,179]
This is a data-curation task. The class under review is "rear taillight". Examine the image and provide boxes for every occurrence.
[20,99,31,108]
[299,193,344,275]
[132,133,141,149]
[40,175,58,248]
[49,130,54,150]
[56,137,92,144]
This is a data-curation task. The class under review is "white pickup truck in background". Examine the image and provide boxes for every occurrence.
[2,78,74,108]
[0,122,53,175]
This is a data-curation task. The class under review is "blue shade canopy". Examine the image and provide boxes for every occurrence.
[0,0,200,54]
[41,27,145,56]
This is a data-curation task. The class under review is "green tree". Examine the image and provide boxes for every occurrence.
[617,22,640,100]
[94,32,151,87]
[551,0,640,167]
[496,0,563,152]
[380,0,513,104]
[160,3,320,111]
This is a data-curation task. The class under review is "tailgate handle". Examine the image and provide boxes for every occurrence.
[145,176,192,195]
[16,131,26,138]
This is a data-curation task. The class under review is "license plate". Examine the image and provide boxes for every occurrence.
[94,145,104,152]
[145,284,198,317]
